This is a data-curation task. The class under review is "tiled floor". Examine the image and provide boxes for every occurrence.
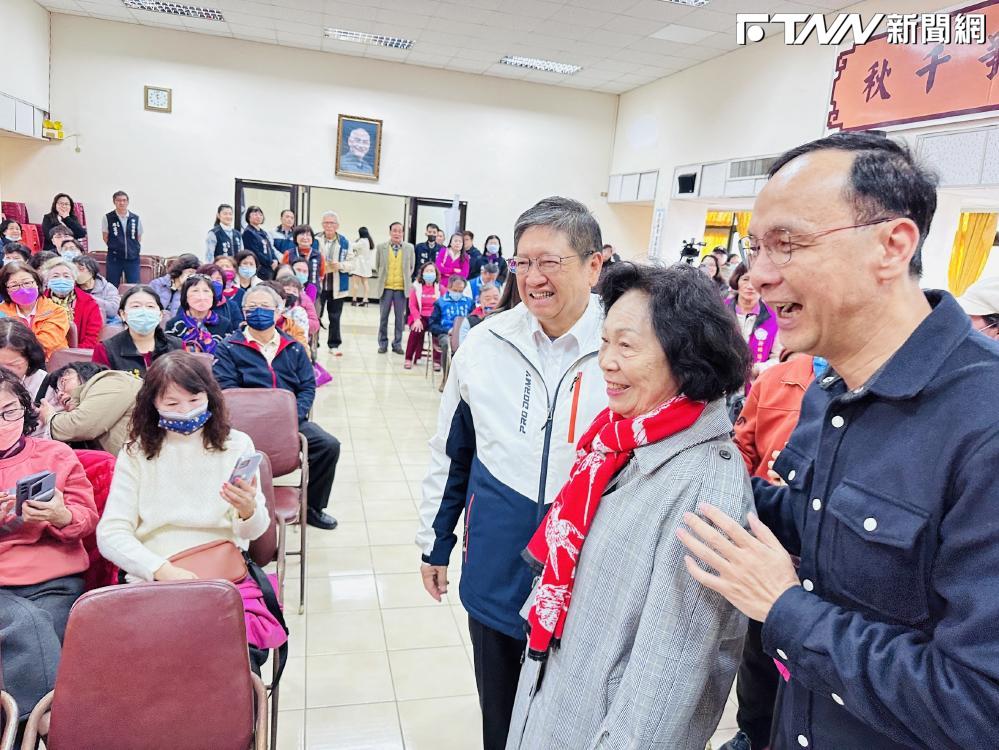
[275,304,739,749]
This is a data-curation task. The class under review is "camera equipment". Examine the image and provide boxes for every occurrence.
[679,239,706,266]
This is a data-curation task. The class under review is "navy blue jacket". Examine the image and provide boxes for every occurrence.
[241,226,278,280]
[758,291,999,749]
[212,329,316,422]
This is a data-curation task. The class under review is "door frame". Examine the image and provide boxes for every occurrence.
[234,179,300,230]
[407,197,467,246]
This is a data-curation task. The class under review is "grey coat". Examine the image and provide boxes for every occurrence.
[506,399,752,750]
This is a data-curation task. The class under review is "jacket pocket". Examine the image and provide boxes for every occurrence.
[826,481,930,625]
[772,442,813,492]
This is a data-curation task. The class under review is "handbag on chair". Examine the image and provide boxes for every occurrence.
[168,540,248,583]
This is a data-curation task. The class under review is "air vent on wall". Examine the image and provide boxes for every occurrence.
[729,157,778,180]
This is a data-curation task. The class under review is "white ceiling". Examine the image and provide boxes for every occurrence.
[36,0,853,94]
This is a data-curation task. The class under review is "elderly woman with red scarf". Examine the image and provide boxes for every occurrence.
[506,263,753,749]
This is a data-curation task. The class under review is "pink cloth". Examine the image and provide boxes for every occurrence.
[237,573,287,649]
[408,284,439,326]
[435,248,469,294]
[300,293,320,335]
[774,658,791,681]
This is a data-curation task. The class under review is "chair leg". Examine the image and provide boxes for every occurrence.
[298,515,306,616]
[275,518,288,602]
[269,651,281,750]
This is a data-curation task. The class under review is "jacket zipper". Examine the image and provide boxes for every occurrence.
[567,371,583,444]
[463,493,475,563]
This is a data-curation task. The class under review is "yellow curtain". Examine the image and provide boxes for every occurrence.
[948,212,998,296]
[735,211,752,239]
[703,211,734,255]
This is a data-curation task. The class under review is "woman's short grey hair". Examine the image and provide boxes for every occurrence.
[321,211,340,222]
[242,284,284,309]
[42,256,79,281]
[513,196,602,259]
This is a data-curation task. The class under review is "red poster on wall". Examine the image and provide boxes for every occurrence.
[828,0,999,131]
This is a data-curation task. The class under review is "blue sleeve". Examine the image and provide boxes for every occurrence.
[762,427,999,749]
[424,398,475,565]
[212,344,240,390]
[429,301,445,336]
[752,477,801,555]
[293,344,315,422]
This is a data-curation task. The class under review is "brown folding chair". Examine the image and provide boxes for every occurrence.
[21,581,267,750]
[247,455,283,750]
[222,389,309,615]
[48,347,95,373]
[117,283,134,297]
[0,642,18,750]
[99,323,125,341]
[66,322,78,348]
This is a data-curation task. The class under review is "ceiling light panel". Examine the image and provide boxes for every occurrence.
[499,55,581,75]
[121,0,224,21]
[324,28,414,50]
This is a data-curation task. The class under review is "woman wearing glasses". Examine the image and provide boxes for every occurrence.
[0,262,70,359]
[726,263,780,382]
[0,366,98,720]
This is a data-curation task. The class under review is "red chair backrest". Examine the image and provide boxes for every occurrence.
[21,224,40,254]
[73,202,86,227]
[46,581,257,750]
[221,388,301,477]
[66,322,79,348]
[247,453,278,568]
[1,202,28,224]
[48,347,95,372]
[99,323,125,341]
[73,449,119,590]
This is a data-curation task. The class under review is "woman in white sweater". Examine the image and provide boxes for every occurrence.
[97,350,268,583]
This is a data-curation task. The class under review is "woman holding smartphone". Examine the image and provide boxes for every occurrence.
[0,366,98,721]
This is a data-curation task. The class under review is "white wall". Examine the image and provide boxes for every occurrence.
[610,0,998,288]
[0,0,49,110]
[0,14,633,258]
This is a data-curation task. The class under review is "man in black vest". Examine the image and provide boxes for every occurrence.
[413,222,440,282]
[101,190,143,284]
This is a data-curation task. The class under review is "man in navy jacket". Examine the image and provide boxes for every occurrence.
[213,285,340,530]
[680,132,999,750]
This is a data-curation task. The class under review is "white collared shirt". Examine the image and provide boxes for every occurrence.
[526,298,601,388]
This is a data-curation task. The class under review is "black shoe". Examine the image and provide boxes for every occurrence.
[392,346,404,355]
[378,346,388,354]
[718,731,753,750]
[306,508,338,530]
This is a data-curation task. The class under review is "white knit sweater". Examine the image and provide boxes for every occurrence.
[97,428,269,582]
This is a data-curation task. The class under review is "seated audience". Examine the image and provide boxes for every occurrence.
[0,262,70,359]
[234,250,261,307]
[0,367,98,720]
[41,193,87,253]
[213,285,340,530]
[39,362,140,456]
[261,280,309,351]
[165,273,235,355]
[42,257,103,350]
[197,262,243,331]
[291,258,317,302]
[457,282,501,347]
[73,254,121,323]
[2,242,30,264]
[93,285,183,377]
[0,319,50,402]
[404,261,441,371]
[57,238,84,262]
[47,225,75,255]
[28,251,58,271]
[241,205,279,280]
[508,263,751,749]
[278,275,319,338]
[149,254,200,318]
[429,275,473,362]
[205,203,242,260]
[468,262,500,302]
[0,219,22,247]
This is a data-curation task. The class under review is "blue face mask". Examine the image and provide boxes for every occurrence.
[294,272,309,284]
[61,249,80,262]
[448,291,464,301]
[238,266,256,279]
[813,356,829,379]
[422,273,436,284]
[210,280,224,297]
[245,307,276,330]
[47,278,75,296]
[126,308,160,335]
[157,404,211,435]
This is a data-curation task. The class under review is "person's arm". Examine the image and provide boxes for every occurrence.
[211,344,240,390]
[96,448,167,581]
[293,344,316,421]
[49,377,129,442]
[764,430,999,749]
[733,380,762,475]
[205,230,217,261]
[416,348,474,566]
[135,216,142,245]
[407,287,420,325]
[63,214,86,239]
[44,453,98,542]
[101,213,109,245]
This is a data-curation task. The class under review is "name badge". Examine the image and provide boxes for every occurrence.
[754,328,769,341]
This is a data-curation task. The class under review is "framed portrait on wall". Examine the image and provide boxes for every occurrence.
[335,115,382,180]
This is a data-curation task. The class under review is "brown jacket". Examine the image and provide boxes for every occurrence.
[49,370,142,456]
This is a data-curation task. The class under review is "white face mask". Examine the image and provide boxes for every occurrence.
[157,402,208,421]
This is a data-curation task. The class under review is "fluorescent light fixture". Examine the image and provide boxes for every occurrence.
[323,28,414,50]
[122,0,224,20]
[499,55,581,75]
[660,0,710,6]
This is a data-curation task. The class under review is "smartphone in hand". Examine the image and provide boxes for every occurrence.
[229,452,263,485]
[15,471,56,516]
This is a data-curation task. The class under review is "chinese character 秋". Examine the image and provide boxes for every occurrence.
[955,13,986,45]
[920,13,950,45]
[886,14,919,46]
[979,32,999,80]
[863,59,892,102]
[916,43,952,93]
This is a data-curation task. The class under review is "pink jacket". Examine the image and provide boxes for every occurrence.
[300,292,320,336]
[408,284,440,326]
[436,248,470,294]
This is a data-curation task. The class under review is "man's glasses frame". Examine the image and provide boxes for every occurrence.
[739,218,897,268]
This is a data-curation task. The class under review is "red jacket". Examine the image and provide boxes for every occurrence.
[0,438,98,586]
[733,355,813,480]
[45,288,103,349]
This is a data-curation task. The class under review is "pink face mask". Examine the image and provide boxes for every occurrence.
[0,413,23,452]
[9,287,38,306]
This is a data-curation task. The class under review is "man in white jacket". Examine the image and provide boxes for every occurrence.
[416,197,608,750]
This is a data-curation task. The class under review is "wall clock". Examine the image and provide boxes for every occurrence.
[144,86,172,113]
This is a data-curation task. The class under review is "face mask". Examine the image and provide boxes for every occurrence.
[482,306,494,314]
[422,273,436,284]
[0,414,24,452]
[284,294,299,307]
[47,278,75,296]
[238,266,256,279]
[295,272,309,284]
[127,308,160,335]
[813,356,829,379]
[222,270,235,284]
[9,287,38,306]
[448,291,464,301]
[61,249,81,262]
[245,307,276,330]
[485,244,499,253]
[157,403,211,435]
[210,280,224,297]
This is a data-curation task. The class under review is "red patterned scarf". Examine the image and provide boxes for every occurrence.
[524,395,706,661]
